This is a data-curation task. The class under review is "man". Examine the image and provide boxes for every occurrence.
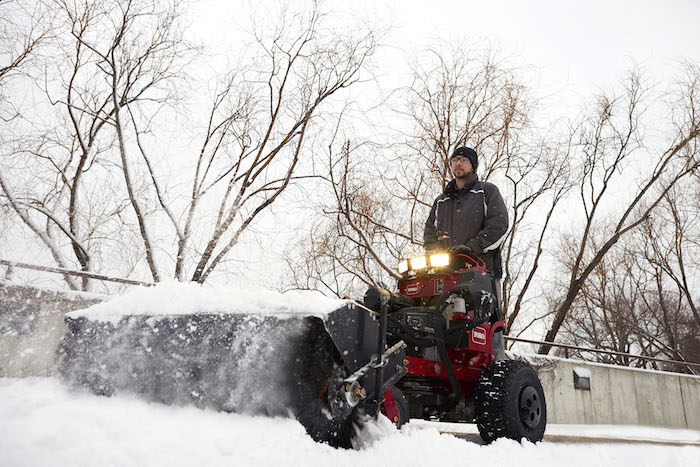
[424,146,508,359]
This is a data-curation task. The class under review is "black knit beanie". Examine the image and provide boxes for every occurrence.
[450,146,478,171]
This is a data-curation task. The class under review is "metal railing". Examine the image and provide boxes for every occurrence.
[506,336,700,373]
[1,259,154,287]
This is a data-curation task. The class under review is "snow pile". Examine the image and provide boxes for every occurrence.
[1,378,698,467]
[66,280,351,323]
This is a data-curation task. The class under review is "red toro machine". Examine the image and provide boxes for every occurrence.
[61,252,546,448]
[366,251,546,443]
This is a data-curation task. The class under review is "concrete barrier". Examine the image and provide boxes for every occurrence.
[0,282,104,377]
[518,353,700,430]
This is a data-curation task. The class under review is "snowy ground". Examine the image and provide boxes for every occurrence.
[1,378,697,467]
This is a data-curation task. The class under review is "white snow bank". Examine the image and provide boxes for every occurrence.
[66,280,352,323]
[1,378,698,467]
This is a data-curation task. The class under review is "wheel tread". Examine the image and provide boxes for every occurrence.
[474,360,546,443]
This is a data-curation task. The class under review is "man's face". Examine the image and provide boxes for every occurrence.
[451,155,473,178]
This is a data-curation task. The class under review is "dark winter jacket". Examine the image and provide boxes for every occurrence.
[423,175,509,278]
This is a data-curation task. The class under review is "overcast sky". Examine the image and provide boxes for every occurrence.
[361,0,700,92]
[210,0,698,90]
[193,0,700,115]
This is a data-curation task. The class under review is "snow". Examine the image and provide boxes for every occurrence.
[1,378,697,467]
[66,281,352,324]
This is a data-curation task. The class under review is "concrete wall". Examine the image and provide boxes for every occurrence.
[0,282,104,377]
[518,353,700,430]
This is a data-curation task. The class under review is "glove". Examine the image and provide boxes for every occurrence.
[450,241,483,257]
[449,244,471,255]
[465,239,483,256]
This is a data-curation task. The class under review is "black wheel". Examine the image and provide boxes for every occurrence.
[474,360,546,443]
[382,386,410,428]
[290,318,362,448]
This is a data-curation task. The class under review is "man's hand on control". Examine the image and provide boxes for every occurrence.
[465,239,483,256]
[449,244,472,255]
[449,241,483,256]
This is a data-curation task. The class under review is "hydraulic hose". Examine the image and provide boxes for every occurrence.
[436,338,462,414]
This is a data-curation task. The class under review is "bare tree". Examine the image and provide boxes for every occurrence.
[286,41,572,325]
[396,41,533,185]
[501,137,573,335]
[560,240,643,364]
[0,0,381,289]
[559,225,699,372]
[1,0,191,289]
[286,137,409,297]
[0,0,49,116]
[539,66,700,354]
[119,1,381,284]
[186,7,377,283]
[639,185,699,328]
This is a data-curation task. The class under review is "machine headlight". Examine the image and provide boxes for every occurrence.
[429,253,450,267]
[410,255,427,270]
[398,259,409,274]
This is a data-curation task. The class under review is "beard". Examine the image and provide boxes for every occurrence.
[454,168,473,179]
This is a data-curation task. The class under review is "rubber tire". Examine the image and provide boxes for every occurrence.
[382,386,410,428]
[475,360,546,443]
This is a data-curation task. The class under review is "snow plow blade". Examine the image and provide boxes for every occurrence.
[60,286,406,448]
